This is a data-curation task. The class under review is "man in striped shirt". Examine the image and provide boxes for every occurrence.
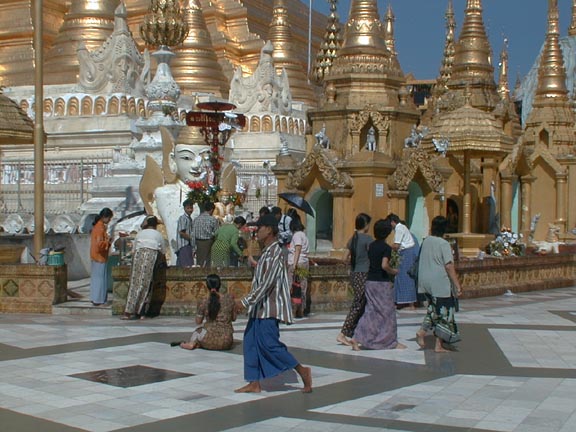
[235,214,312,394]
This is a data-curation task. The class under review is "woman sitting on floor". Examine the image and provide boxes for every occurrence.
[180,274,237,350]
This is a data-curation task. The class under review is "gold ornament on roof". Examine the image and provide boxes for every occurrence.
[140,0,190,48]
[569,0,576,35]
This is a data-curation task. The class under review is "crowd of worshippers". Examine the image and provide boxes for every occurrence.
[173,201,298,268]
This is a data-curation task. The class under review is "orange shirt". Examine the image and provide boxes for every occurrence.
[90,220,111,263]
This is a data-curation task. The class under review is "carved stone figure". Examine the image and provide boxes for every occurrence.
[77,2,148,96]
[432,137,449,156]
[229,41,292,115]
[315,124,330,149]
[404,125,429,148]
[365,126,377,151]
[140,127,212,264]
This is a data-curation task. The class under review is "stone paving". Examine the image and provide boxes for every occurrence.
[2,285,576,431]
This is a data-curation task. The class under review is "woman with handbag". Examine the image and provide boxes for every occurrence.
[416,216,463,352]
[337,213,372,346]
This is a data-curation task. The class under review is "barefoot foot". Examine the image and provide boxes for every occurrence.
[234,382,261,393]
[350,339,361,351]
[395,342,407,350]
[434,338,450,353]
[416,329,426,348]
[336,333,352,346]
[179,342,198,350]
[299,366,313,393]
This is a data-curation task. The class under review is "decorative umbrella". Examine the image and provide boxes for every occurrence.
[278,193,314,216]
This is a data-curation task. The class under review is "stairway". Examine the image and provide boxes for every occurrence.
[53,278,112,316]
[52,299,112,316]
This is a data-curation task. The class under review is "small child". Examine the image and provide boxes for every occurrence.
[175,199,195,267]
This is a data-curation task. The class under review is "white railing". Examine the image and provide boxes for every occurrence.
[0,158,112,214]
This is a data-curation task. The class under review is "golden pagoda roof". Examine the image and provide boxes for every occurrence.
[0,91,34,145]
[425,100,514,155]
[0,1,67,87]
[328,0,402,81]
[170,0,230,98]
[44,0,119,86]
[268,0,316,106]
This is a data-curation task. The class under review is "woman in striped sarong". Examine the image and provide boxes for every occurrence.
[122,216,166,320]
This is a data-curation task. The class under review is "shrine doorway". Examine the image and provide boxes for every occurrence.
[308,188,333,253]
[407,181,428,243]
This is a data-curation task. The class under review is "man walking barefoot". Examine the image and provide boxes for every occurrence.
[235,214,312,394]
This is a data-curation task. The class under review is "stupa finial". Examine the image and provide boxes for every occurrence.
[497,37,510,101]
[312,0,342,84]
[569,0,576,35]
[450,0,493,83]
[383,4,397,57]
[438,0,456,90]
[534,0,568,103]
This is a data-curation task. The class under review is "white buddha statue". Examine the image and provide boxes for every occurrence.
[140,126,212,264]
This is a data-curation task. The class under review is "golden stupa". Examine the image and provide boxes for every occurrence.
[0,0,575,257]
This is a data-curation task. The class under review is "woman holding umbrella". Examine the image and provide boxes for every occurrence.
[287,213,310,318]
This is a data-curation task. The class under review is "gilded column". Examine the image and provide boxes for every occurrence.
[462,150,472,234]
[500,175,514,229]
[556,172,567,229]
[520,175,535,240]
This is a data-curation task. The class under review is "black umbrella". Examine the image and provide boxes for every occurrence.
[278,193,314,216]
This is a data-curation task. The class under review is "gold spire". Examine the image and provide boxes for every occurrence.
[534,0,568,104]
[450,0,493,83]
[445,0,501,112]
[170,0,229,98]
[268,0,316,106]
[339,0,388,55]
[325,0,405,107]
[438,0,456,90]
[525,0,575,156]
[383,4,396,57]
[569,0,576,35]
[312,0,342,84]
[497,38,510,101]
[44,0,119,85]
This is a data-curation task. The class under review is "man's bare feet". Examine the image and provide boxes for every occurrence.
[234,382,261,393]
[336,333,352,346]
[350,339,361,351]
[416,329,426,348]
[434,338,451,353]
[395,342,407,350]
[296,365,313,393]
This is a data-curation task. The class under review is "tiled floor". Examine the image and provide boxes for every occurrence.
[2,286,576,431]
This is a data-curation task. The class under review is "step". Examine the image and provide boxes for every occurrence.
[52,300,112,316]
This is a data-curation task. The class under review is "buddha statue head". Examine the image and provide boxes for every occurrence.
[161,126,211,184]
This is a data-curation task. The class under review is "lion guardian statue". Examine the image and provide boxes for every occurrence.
[532,223,563,254]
